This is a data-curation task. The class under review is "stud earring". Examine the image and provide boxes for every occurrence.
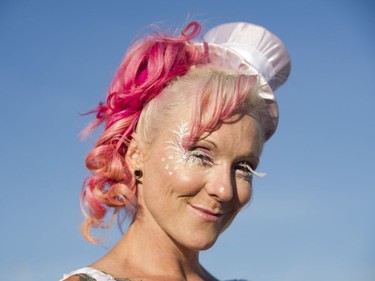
[134,169,143,180]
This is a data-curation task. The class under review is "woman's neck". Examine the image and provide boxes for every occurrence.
[90,214,216,281]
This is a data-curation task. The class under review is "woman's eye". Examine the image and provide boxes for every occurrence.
[235,161,266,180]
[235,162,255,180]
[184,148,213,166]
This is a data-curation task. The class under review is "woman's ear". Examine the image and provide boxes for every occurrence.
[126,133,144,172]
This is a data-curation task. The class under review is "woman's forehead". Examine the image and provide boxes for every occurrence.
[157,113,262,152]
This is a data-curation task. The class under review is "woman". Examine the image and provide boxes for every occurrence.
[62,21,290,281]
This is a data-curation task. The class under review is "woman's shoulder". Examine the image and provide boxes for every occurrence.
[60,267,130,281]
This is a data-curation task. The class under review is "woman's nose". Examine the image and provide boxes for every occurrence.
[205,165,234,202]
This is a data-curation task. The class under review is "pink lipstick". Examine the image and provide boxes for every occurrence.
[188,204,223,222]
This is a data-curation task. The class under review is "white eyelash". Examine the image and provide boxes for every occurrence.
[239,163,267,178]
[184,150,212,167]
[251,169,267,177]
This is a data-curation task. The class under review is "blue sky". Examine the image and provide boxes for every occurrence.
[0,1,374,280]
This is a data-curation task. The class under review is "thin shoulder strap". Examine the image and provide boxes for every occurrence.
[64,273,97,281]
[61,267,116,281]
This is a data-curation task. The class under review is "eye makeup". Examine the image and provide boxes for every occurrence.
[162,122,266,178]
[235,161,266,181]
[163,122,190,176]
[184,148,213,167]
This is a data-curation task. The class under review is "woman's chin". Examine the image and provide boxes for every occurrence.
[180,233,219,251]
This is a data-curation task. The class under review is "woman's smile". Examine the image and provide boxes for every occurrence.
[187,203,226,222]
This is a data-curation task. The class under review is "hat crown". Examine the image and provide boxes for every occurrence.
[203,22,291,91]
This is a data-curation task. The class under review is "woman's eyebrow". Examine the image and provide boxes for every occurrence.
[196,138,217,149]
[198,139,260,162]
[246,155,260,166]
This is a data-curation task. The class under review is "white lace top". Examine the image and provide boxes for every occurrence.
[61,267,247,281]
[61,267,129,281]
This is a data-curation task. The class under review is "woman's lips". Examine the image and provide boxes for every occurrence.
[188,204,224,222]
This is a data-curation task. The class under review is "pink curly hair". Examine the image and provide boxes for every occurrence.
[80,22,262,243]
[81,22,208,242]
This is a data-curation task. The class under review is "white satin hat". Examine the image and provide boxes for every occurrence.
[202,22,291,139]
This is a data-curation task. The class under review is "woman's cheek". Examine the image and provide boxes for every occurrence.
[160,152,205,194]
[161,154,180,176]
[236,181,253,208]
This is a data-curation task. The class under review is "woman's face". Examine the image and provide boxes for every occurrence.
[135,111,262,251]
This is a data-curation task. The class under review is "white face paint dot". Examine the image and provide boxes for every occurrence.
[219,186,225,194]
[161,157,166,162]
[165,164,169,170]
[168,171,173,176]
[168,155,174,160]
